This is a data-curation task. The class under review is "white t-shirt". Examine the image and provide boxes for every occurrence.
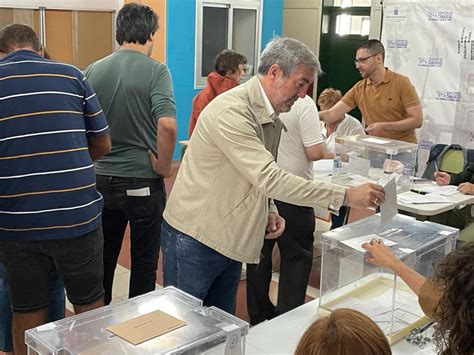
[322,114,365,152]
[278,96,324,180]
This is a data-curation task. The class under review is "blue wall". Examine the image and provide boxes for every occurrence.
[167,0,284,160]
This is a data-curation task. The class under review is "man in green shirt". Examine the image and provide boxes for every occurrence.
[84,3,176,305]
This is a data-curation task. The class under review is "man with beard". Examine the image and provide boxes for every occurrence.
[319,39,422,143]
[160,37,385,314]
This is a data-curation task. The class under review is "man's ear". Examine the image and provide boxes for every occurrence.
[37,47,45,58]
[267,64,282,82]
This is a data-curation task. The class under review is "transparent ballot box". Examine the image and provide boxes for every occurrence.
[319,214,458,344]
[332,135,418,191]
[26,287,249,355]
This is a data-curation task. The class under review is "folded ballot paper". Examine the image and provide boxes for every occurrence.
[380,177,397,225]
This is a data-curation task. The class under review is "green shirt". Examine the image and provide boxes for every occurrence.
[85,49,176,178]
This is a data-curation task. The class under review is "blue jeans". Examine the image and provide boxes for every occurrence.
[0,261,65,352]
[96,175,166,305]
[161,220,242,315]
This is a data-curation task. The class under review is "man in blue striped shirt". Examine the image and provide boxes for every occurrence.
[0,24,111,355]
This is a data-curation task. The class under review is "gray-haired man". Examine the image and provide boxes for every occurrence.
[161,37,385,314]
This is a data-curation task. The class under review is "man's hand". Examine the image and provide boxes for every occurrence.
[265,212,285,239]
[365,122,386,136]
[152,116,177,178]
[361,239,400,269]
[148,150,173,178]
[434,171,451,185]
[457,182,474,195]
[346,183,385,209]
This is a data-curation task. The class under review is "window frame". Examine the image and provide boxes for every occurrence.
[194,0,263,89]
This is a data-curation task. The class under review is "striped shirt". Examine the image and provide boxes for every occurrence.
[0,50,109,241]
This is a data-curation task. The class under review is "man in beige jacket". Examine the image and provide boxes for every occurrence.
[161,37,385,314]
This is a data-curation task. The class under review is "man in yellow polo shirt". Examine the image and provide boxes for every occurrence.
[320,39,422,143]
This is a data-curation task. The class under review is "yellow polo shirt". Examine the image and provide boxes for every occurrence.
[342,68,420,143]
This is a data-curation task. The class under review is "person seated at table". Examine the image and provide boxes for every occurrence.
[188,49,247,137]
[434,162,474,243]
[317,88,365,229]
[317,88,365,156]
[362,240,474,355]
[434,162,474,194]
[295,308,391,355]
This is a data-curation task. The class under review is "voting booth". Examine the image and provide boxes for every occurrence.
[25,287,248,355]
[332,135,418,191]
[319,213,457,344]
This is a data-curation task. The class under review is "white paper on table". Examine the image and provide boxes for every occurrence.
[340,234,397,253]
[362,137,390,144]
[313,159,334,172]
[380,177,397,225]
[398,192,450,204]
[348,156,370,177]
[418,184,459,196]
[348,174,377,186]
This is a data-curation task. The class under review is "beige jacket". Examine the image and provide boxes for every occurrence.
[163,76,346,263]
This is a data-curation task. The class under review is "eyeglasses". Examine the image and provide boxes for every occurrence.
[354,54,377,65]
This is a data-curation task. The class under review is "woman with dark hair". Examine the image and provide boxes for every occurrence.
[362,241,474,355]
[295,308,391,355]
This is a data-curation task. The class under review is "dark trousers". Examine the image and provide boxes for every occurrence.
[96,175,166,305]
[0,261,64,352]
[246,201,315,325]
[330,206,348,230]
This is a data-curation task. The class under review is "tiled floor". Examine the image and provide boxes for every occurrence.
[64,161,332,325]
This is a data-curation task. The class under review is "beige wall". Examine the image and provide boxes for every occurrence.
[283,0,323,98]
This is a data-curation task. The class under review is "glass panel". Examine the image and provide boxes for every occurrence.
[361,17,370,36]
[329,0,371,7]
[336,14,370,35]
[0,8,40,38]
[232,8,256,76]
[202,6,228,77]
[335,14,351,35]
[322,14,330,34]
[352,0,371,5]
[340,0,353,7]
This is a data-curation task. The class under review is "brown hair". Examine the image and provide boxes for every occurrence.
[317,88,342,109]
[432,242,474,355]
[0,24,41,54]
[214,49,247,76]
[295,308,391,355]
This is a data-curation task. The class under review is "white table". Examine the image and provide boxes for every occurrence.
[314,168,474,218]
[397,190,474,217]
[246,299,435,355]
